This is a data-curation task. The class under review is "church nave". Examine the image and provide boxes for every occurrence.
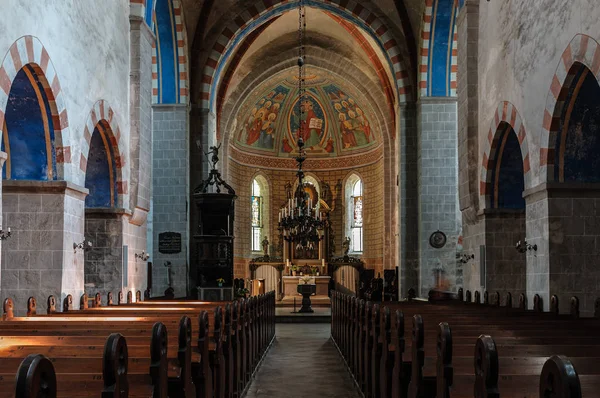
[245,324,360,398]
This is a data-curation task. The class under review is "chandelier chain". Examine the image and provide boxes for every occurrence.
[278,0,328,249]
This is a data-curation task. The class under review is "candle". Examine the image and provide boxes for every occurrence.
[321,259,325,268]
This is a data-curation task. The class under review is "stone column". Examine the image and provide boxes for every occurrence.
[525,183,600,316]
[482,209,526,300]
[84,208,131,299]
[1,181,87,316]
[0,151,7,303]
[416,98,460,295]
[523,185,550,312]
[457,0,480,219]
[457,0,483,293]
[398,103,419,297]
[129,15,154,224]
[126,15,154,297]
[152,104,190,296]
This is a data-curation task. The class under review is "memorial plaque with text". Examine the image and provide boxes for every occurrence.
[158,232,182,254]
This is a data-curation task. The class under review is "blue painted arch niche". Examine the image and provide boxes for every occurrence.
[84,121,119,208]
[555,63,600,183]
[489,123,525,209]
[2,65,58,181]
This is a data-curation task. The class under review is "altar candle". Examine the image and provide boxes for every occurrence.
[321,259,325,268]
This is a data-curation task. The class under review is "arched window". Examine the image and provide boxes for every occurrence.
[251,178,263,251]
[345,175,363,253]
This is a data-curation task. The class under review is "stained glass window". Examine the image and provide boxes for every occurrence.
[351,179,363,252]
[251,179,262,251]
[251,196,261,227]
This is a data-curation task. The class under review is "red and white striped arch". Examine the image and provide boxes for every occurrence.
[480,101,531,209]
[200,0,414,110]
[0,35,72,181]
[540,34,600,182]
[79,100,129,206]
[151,0,189,104]
[418,0,458,98]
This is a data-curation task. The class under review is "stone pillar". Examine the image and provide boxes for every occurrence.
[1,181,87,316]
[129,15,154,223]
[525,184,600,316]
[152,104,190,296]
[84,209,130,299]
[0,152,6,302]
[126,15,153,298]
[482,209,526,300]
[523,185,550,312]
[457,0,480,219]
[417,98,460,295]
[457,0,482,293]
[399,103,419,297]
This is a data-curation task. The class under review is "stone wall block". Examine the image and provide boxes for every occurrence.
[18,195,42,213]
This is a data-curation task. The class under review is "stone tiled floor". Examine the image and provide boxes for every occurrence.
[245,324,360,398]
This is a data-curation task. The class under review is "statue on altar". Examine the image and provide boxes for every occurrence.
[262,236,270,257]
[343,236,351,255]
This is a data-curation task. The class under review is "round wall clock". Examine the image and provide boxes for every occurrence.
[429,230,447,249]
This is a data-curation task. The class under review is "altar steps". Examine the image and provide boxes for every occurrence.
[275,306,331,323]
[275,295,331,323]
[277,294,331,307]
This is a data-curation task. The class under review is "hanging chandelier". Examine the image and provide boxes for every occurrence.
[277,0,327,249]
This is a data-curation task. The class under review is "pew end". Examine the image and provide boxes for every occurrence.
[47,295,57,314]
[15,354,57,398]
[3,298,14,320]
[474,335,499,398]
[539,355,582,398]
[102,333,129,397]
[26,297,37,317]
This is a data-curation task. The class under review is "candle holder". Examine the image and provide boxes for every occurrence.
[73,240,92,252]
[515,240,537,253]
[0,227,11,241]
[135,251,150,261]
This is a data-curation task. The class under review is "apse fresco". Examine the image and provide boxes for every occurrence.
[3,66,57,180]
[557,67,600,182]
[233,74,378,157]
[285,91,332,153]
[491,124,525,209]
[323,84,373,150]
[238,85,289,150]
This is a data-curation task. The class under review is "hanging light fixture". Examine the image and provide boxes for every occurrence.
[278,0,327,249]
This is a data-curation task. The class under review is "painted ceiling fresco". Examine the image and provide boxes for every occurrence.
[234,73,378,158]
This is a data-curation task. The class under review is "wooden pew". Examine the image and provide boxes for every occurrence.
[0,291,276,397]
[331,290,600,398]
[0,332,136,397]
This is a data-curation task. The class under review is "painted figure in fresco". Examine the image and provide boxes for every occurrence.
[339,113,358,148]
[294,98,324,148]
[242,87,289,149]
[325,85,372,149]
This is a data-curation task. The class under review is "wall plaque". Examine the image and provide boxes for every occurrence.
[159,232,182,254]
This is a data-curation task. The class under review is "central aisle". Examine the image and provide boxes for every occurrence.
[245,324,361,397]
